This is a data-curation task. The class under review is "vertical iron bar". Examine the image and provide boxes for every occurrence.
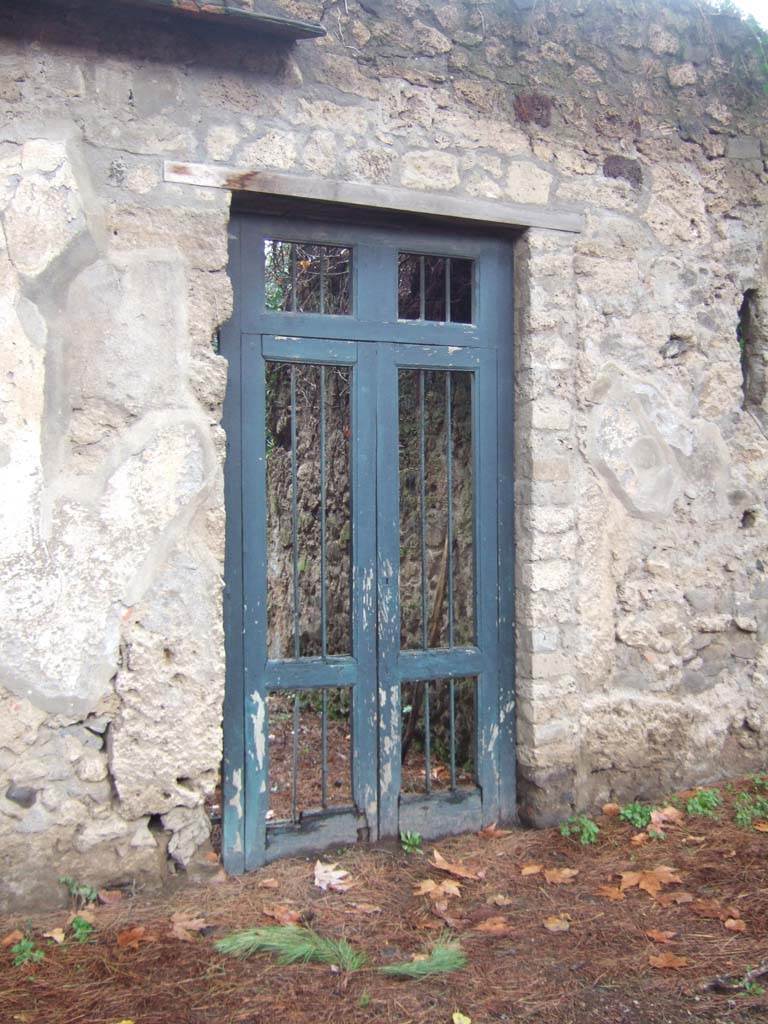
[290,364,300,823]
[291,692,300,823]
[446,372,454,648]
[449,679,456,790]
[424,682,431,795]
[419,255,425,322]
[290,243,297,312]
[321,688,328,809]
[319,247,326,315]
[419,370,427,650]
[446,257,452,324]
[320,367,327,659]
[291,365,300,660]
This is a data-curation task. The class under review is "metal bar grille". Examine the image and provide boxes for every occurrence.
[319,365,329,808]
[418,369,428,650]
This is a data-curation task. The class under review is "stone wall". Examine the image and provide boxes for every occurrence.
[0,0,766,907]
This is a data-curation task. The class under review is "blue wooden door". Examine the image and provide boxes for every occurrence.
[221,214,515,872]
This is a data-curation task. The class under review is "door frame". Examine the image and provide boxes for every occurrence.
[220,208,516,874]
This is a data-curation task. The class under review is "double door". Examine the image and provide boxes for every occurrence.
[221,213,515,871]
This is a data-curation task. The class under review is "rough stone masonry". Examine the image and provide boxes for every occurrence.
[0,0,766,909]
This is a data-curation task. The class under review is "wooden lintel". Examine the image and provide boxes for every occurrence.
[163,161,585,234]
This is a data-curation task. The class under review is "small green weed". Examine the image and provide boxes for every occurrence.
[10,937,44,967]
[749,772,768,792]
[358,992,371,1008]
[685,789,721,818]
[70,916,95,943]
[618,802,653,830]
[559,814,599,845]
[379,937,466,979]
[740,980,766,997]
[400,830,423,855]
[215,925,366,972]
[647,829,666,841]
[59,876,98,908]
[734,791,768,828]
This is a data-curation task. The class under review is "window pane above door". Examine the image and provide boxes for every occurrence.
[398,253,474,324]
[264,239,352,315]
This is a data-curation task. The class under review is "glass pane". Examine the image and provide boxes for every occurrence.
[398,252,421,320]
[264,239,294,312]
[424,255,447,322]
[294,243,322,313]
[264,240,352,316]
[399,368,475,650]
[266,361,352,659]
[400,677,476,794]
[450,258,473,324]
[324,245,352,315]
[267,688,353,822]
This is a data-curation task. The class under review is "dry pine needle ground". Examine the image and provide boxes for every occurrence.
[1,777,767,1024]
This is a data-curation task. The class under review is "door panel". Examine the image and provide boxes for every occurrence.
[222,214,514,873]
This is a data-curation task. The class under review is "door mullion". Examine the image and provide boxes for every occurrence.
[375,344,402,838]
[351,342,379,835]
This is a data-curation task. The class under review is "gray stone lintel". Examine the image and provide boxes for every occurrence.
[163,161,585,234]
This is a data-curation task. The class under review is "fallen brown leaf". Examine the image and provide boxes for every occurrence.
[414,879,461,900]
[543,913,571,933]
[631,833,649,846]
[682,836,706,845]
[646,929,677,944]
[602,803,621,817]
[754,822,768,833]
[117,926,155,950]
[348,902,382,915]
[2,930,24,948]
[97,889,124,906]
[42,928,66,944]
[262,903,301,925]
[655,890,694,907]
[544,867,579,885]
[431,849,479,881]
[430,901,465,929]
[478,823,513,840]
[596,885,625,902]
[204,851,220,864]
[473,915,513,935]
[257,877,279,889]
[724,918,747,933]
[650,806,684,830]
[313,861,352,893]
[170,911,207,942]
[649,952,689,970]
[520,863,543,876]
[67,909,96,925]
[491,894,514,907]
[620,865,682,898]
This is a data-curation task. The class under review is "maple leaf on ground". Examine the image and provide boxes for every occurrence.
[473,916,513,935]
[692,898,736,921]
[170,911,207,942]
[262,904,301,926]
[520,863,543,876]
[602,803,621,817]
[257,877,279,890]
[649,952,690,970]
[649,806,684,831]
[313,861,352,893]
[414,879,462,901]
[724,918,747,933]
[430,849,480,881]
[655,891,694,908]
[478,823,513,840]
[67,909,96,925]
[491,894,514,907]
[97,889,124,906]
[544,867,579,885]
[543,913,572,933]
[116,926,156,949]
[430,901,465,929]
[453,1013,472,1024]
[646,929,677,944]
[42,928,66,944]
[596,885,625,902]
[1,930,24,948]
[754,821,768,832]
[619,866,682,898]
[631,833,649,847]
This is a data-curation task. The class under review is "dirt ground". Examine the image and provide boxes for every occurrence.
[2,777,767,1024]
